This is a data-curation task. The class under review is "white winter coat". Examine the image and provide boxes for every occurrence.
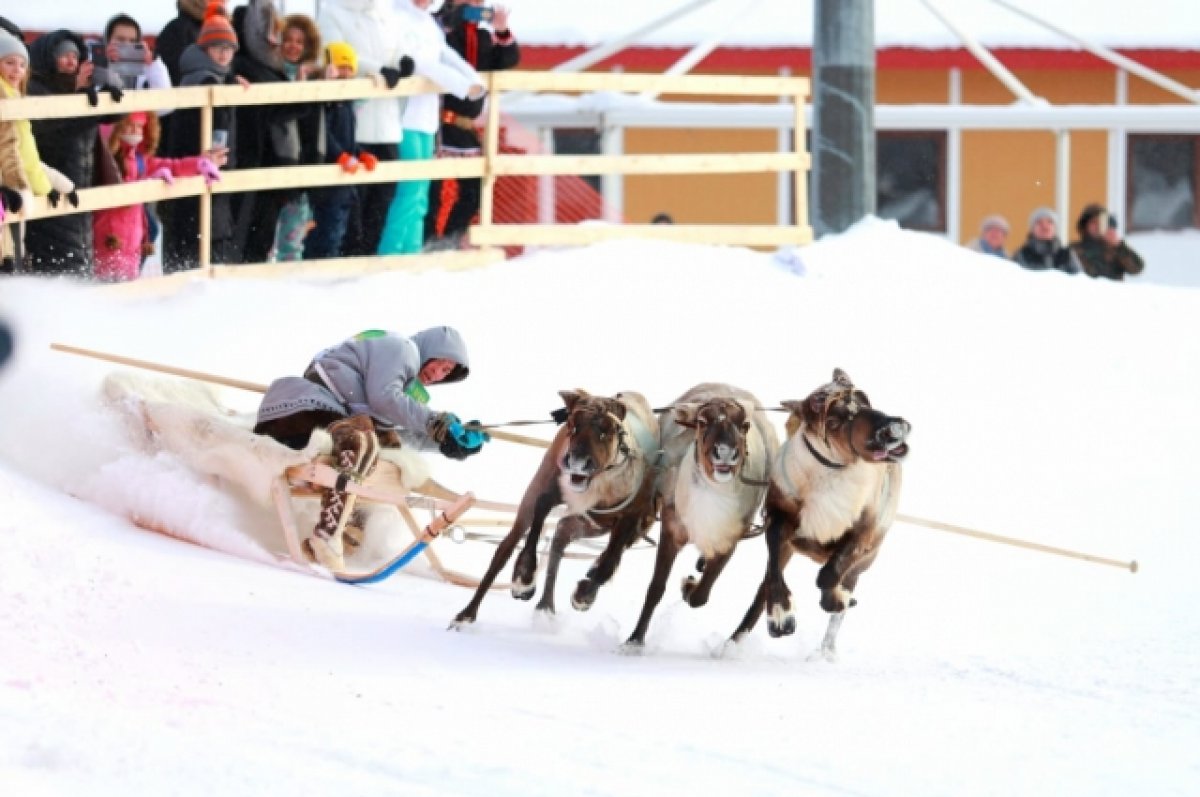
[318,0,409,144]
[393,0,482,134]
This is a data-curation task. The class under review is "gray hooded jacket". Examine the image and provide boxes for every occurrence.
[257,327,470,449]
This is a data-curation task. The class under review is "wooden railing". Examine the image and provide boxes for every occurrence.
[0,70,810,281]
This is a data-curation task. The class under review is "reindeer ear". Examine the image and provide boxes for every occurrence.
[673,402,701,428]
[854,389,871,408]
[558,389,586,411]
[833,368,853,387]
[608,398,628,421]
[781,399,806,419]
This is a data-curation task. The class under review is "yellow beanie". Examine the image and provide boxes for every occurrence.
[325,42,357,74]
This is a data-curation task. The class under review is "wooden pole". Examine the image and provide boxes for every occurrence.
[49,343,551,448]
[199,89,214,276]
[897,513,1138,573]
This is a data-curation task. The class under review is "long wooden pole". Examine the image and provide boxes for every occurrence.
[897,513,1138,573]
[49,343,551,448]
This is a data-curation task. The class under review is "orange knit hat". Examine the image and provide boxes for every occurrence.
[197,2,238,51]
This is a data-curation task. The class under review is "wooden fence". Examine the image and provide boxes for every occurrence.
[0,70,811,282]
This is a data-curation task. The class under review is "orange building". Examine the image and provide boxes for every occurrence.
[515,44,1200,244]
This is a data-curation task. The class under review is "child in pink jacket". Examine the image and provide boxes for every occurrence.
[93,111,221,281]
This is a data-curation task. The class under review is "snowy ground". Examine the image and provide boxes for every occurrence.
[1,219,1198,795]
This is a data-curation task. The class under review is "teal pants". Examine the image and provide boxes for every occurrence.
[377,130,435,255]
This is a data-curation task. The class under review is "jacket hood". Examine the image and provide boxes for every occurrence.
[411,326,470,383]
[28,29,88,81]
[178,42,230,82]
[236,0,285,72]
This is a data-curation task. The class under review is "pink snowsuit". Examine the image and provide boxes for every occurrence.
[93,146,204,282]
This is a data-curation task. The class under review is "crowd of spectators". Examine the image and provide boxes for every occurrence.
[0,0,519,281]
[967,203,1145,282]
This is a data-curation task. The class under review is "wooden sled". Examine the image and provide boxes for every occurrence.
[275,456,513,588]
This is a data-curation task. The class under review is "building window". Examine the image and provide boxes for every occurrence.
[553,129,602,193]
[876,131,946,232]
[1128,135,1198,231]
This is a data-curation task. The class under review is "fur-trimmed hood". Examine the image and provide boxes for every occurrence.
[282,14,321,64]
[235,0,285,72]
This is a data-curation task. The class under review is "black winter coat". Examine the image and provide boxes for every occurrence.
[24,30,118,276]
[1070,235,1145,281]
[1013,235,1081,275]
[434,6,519,149]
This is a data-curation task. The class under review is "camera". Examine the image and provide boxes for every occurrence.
[462,6,494,22]
[90,40,146,89]
[111,42,147,89]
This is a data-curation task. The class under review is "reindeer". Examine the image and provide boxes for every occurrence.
[623,383,779,650]
[730,369,911,660]
[451,389,660,628]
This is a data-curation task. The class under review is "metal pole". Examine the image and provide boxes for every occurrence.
[638,0,766,101]
[550,0,723,74]
[812,0,876,236]
[920,0,1041,104]
[991,0,1200,105]
[1055,129,1070,244]
[947,67,962,244]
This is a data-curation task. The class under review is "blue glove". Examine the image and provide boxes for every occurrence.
[447,418,490,451]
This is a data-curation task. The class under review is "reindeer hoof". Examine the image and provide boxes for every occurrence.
[448,612,475,630]
[511,580,536,601]
[571,579,598,611]
[767,614,796,638]
[807,646,838,663]
[535,601,556,615]
[820,587,853,613]
[618,639,646,656]
[680,575,697,602]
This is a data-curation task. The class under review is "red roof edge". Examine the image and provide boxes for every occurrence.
[519,45,1200,72]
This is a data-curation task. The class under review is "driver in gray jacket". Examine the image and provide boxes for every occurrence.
[254,326,487,570]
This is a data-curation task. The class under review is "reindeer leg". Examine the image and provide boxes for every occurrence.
[510,492,560,601]
[730,541,794,643]
[452,488,558,627]
[572,514,641,612]
[623,508,685,649]
[811,551,878,661]
[763,514,800,638]
[815,523,879,614]
[681,548,732,608]
[535,516,590,615]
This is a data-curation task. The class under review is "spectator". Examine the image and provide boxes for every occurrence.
[93,14,171,92]
[377,0,484,256]
[0,26,32,273]
[271,13,324,262]
[92,112,222,282]
[1070,203,1144,282]
[318,0,416,258]
[1012,207,1080,275]
[651,212,675,224]
[156,0,209,87]
[425,0,519,249]
[159,2,241,271]
[231,0,320,264]
[24,30,123,277]
[965,214,1009,258]
[304,42,370,260]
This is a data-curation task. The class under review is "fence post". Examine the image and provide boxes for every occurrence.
[478,71,501,235]
[792,81,809,231]
[199,89,214,276]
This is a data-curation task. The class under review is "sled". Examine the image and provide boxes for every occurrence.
[276,457,495,586]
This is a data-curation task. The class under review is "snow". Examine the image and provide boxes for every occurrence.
[1,219,1198,794]
[11,0,1200,49]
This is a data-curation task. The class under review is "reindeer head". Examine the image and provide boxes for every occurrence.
[782,368,911,465]
[674,397,752,484]
[557,389,630,493]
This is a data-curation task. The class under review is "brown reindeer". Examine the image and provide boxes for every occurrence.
[730,369,910,660]
[624,383,779,650]
[451,389,660,628]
